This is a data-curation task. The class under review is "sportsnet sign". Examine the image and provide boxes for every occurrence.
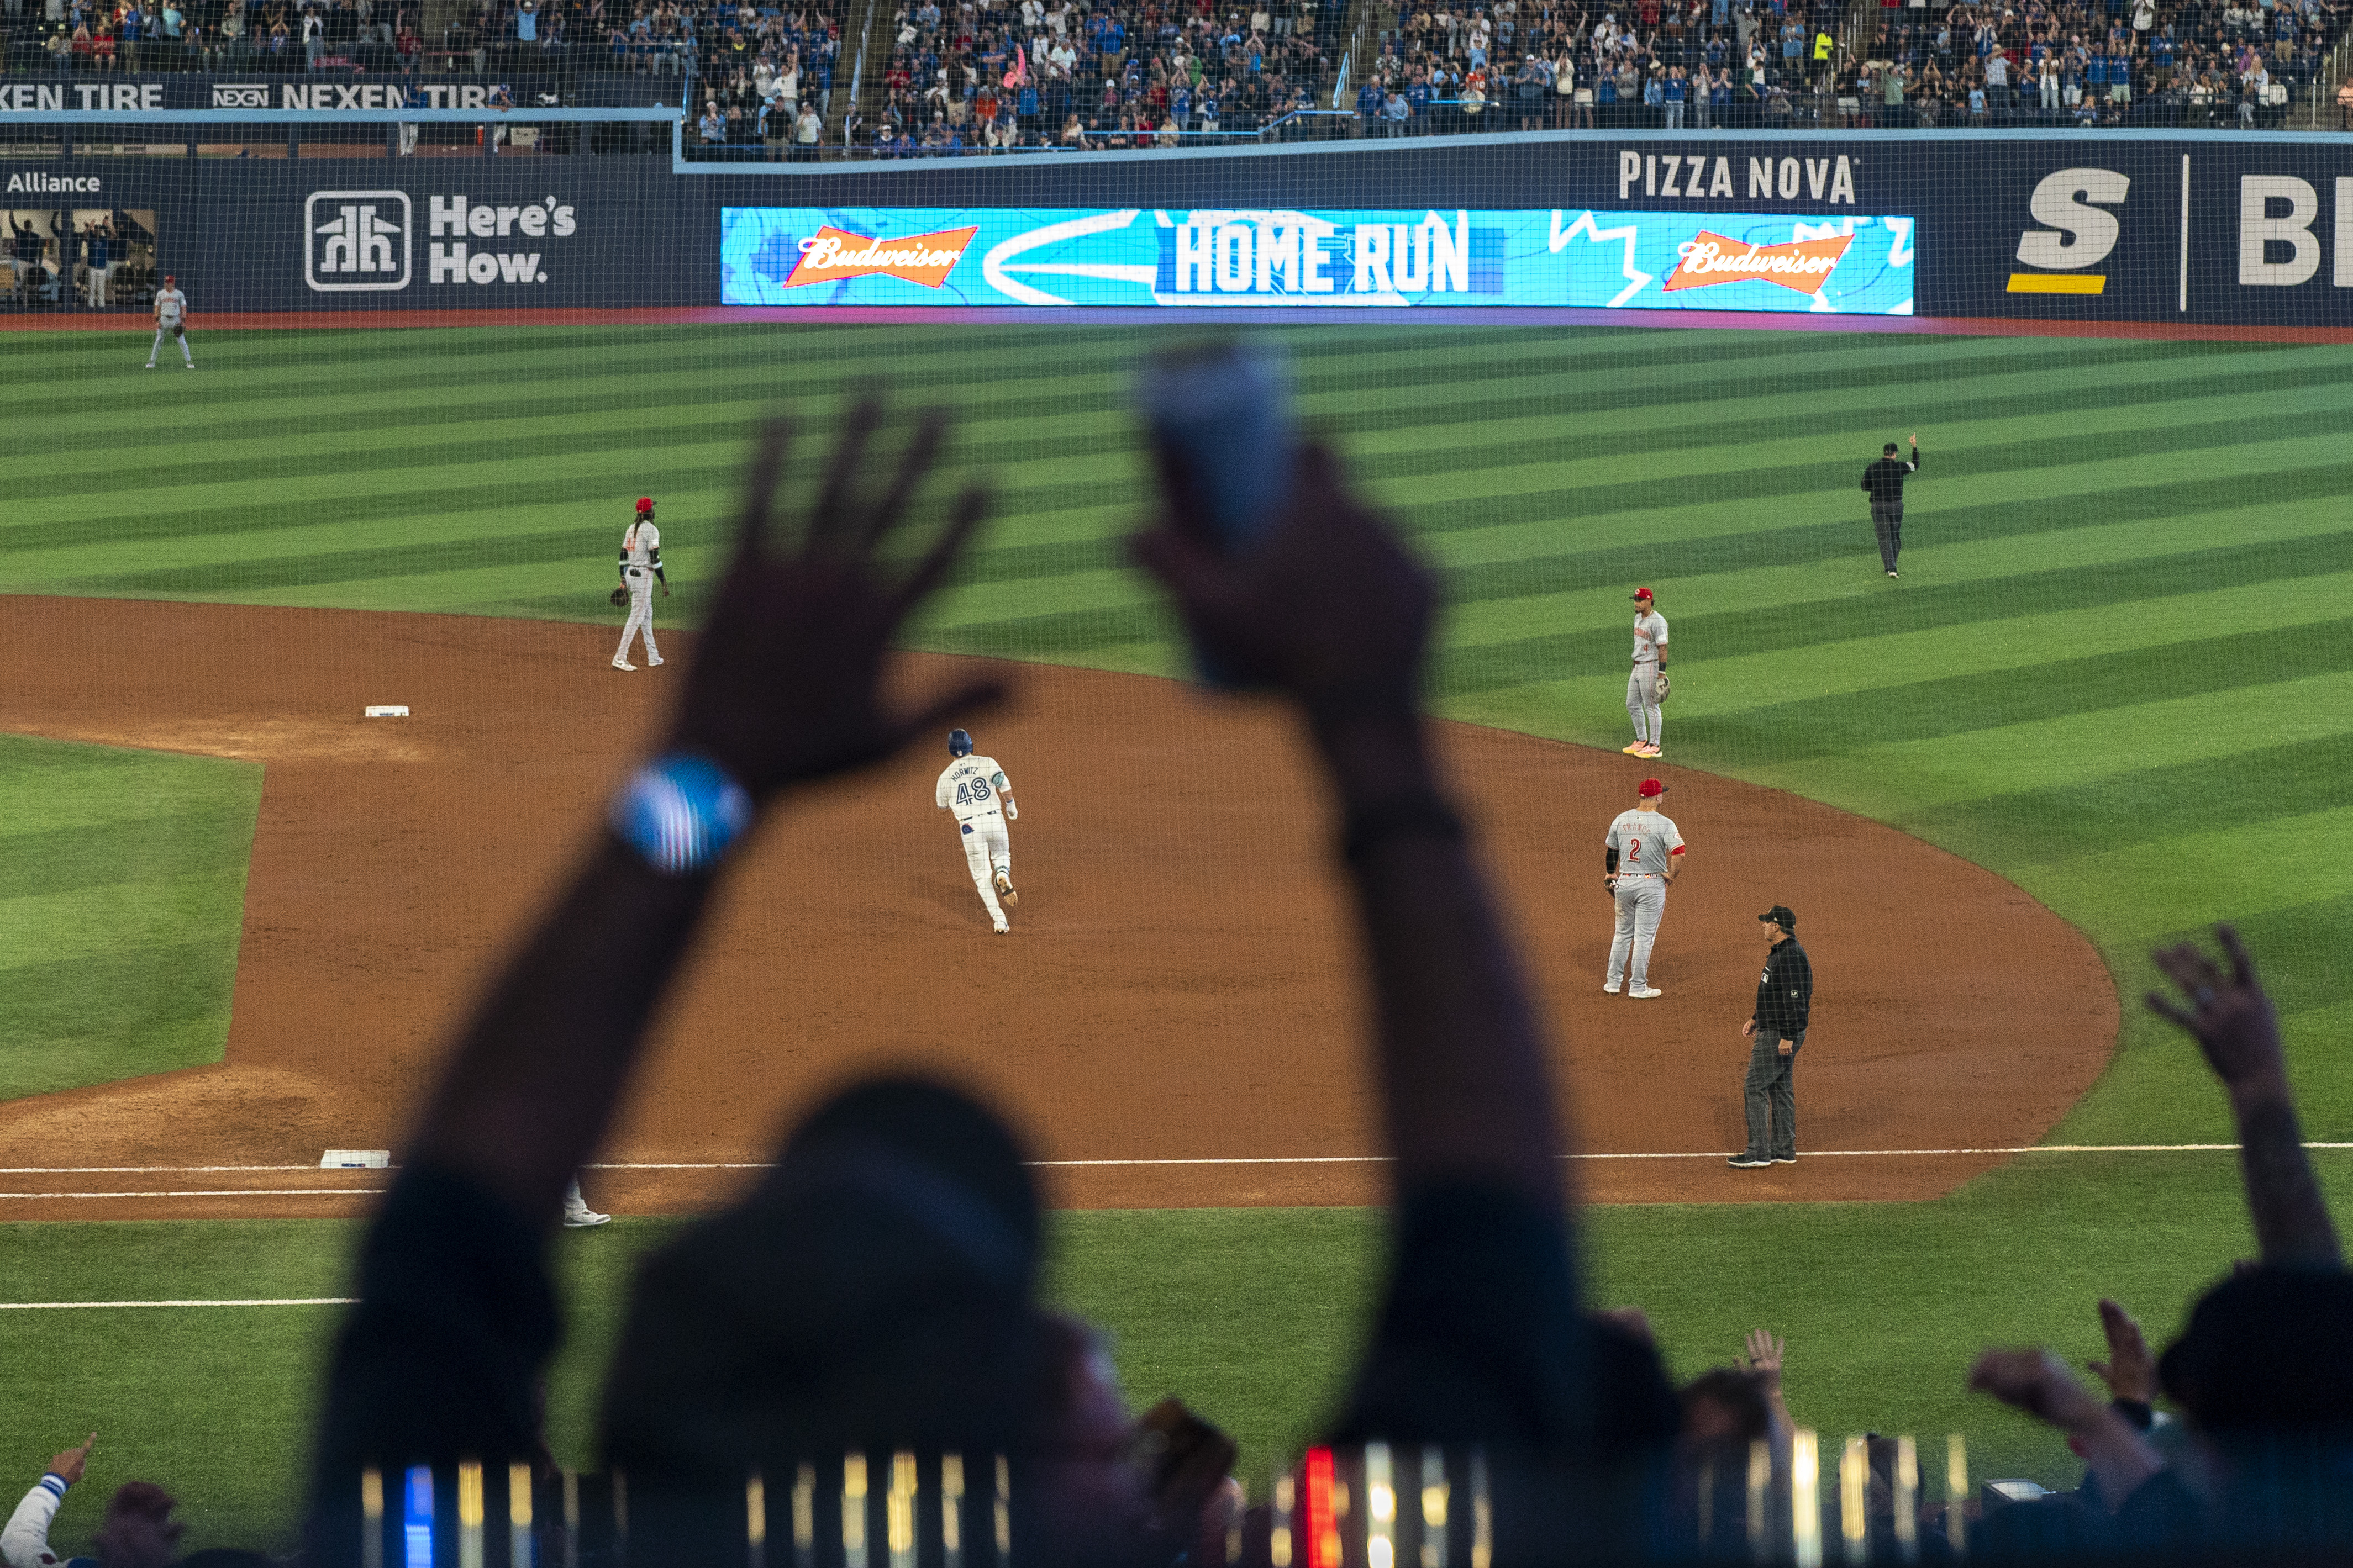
[720,206,1914,313]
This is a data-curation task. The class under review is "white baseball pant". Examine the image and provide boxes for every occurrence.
[615,567,660,664]
[1608,876,1667,989]
[960,811,1012,922]
[1626,663,1662,747]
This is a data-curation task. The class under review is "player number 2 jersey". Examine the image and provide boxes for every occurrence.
[937,756,1012,822]
[1605,809,1685,878]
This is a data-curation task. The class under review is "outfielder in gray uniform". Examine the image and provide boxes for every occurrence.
[1604,777,1686,999]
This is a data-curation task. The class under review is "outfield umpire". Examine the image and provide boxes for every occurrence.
[1861,435,1920,578]
[1730,905,1813,1169]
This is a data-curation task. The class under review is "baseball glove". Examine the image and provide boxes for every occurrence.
[609,585,628,606]
[1655,672,1672,703]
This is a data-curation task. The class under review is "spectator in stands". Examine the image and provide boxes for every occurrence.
[2,1440,238,1568]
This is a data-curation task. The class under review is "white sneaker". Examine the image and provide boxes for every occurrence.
[144,362,156,369]
[562,1206,610,1228]
[1628,985,1664,999]
[1602,980,1621,994]
[612,659,636,671]
[185,362,195,370]
[647,655,664,666]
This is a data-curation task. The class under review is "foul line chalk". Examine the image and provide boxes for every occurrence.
[2,1145,2347,1186]
[0,1189,387,1200]
[0,1298,357,1311]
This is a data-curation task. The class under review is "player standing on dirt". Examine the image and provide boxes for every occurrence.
[1623,587,1668,759]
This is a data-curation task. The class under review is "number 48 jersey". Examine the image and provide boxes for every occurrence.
[1605,808,1685,879]
[937,755,1013,822]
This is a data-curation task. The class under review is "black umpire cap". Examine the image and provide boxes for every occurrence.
[1758,905,1797,933]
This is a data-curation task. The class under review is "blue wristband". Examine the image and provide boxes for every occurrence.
[610,753,754,875]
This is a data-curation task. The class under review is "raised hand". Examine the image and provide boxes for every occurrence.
[1132,442,1434,725]
[2145,924,2287,1098]
[669,404,1001,797]
[49,1432,96,1485]
[1740,1329,1786,1386]
[2086,1298,2155,1405]
[1968,1348,2105,1433]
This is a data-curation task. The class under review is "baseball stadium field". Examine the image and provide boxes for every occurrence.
[5,320,2352,1555]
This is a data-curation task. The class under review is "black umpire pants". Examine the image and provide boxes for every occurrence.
[1872,503,1903,573]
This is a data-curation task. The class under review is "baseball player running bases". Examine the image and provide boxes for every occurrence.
[936,728,1019,932]
[1604,777,1686,999]
[613,497,670,671]
[146,273,192,370]
[1624,587,1668,759]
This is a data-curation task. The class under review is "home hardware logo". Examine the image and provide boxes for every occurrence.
[2009,167,2129,295]
[306,190,411,292]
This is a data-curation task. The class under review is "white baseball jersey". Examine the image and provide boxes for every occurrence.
[937,755,1012,822]
[1631,609,1668,664]
[155,286,187,325]
[621,520,660,568]
[1605,807,1685,879]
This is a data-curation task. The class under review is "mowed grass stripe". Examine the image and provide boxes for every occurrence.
[1754,667,2353,815]
[1897,732,2353,867]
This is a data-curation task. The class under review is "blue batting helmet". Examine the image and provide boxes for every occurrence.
[948,729,973,757]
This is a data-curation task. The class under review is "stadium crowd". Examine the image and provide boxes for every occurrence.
[13,408,2347,1566]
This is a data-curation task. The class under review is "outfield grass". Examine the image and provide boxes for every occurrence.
[6,321,2352,1538]
[0,734,261,1098]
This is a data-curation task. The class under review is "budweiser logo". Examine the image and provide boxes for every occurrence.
[1661,231,1855,295]
[783,225,980,289]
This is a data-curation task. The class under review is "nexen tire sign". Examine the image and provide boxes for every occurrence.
[304,187,580,293]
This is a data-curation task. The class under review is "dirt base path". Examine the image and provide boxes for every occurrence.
[0,597,2116,1218]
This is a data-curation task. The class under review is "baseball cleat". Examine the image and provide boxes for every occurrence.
[993,920,1010,934]
[562,1206,612,1228]
[1602,980,1621,994]
[612,659,636,671]
[1887,570,1899,578]
[1628,985,1664,999]
[995,872,1018,906]
[145,362,156,369]
[1727,1154,1773,1169]
[647,655,664,667]
[1639,743,1663,759]
[1621,742,1646,755]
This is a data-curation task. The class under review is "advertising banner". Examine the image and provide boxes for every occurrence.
[0,73,671,114]
[719,204,1917,313]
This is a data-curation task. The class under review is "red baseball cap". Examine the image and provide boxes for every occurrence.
[1631,587,1654,601]
[1639,779,1666,798]
[635,497,655,513]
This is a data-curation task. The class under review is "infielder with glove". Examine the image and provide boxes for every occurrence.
[1603,776,1685,999]
[936,727,1019,933]
[1623,587,1668,759]
[612,497,670,671]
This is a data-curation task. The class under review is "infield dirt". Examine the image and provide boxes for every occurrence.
[0,596,2117,1218]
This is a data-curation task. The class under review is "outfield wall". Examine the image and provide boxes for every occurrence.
[7,133,2352,325]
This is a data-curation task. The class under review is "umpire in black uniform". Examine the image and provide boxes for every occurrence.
[1861,434,1920,578]
[1730,905,1813,1169]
